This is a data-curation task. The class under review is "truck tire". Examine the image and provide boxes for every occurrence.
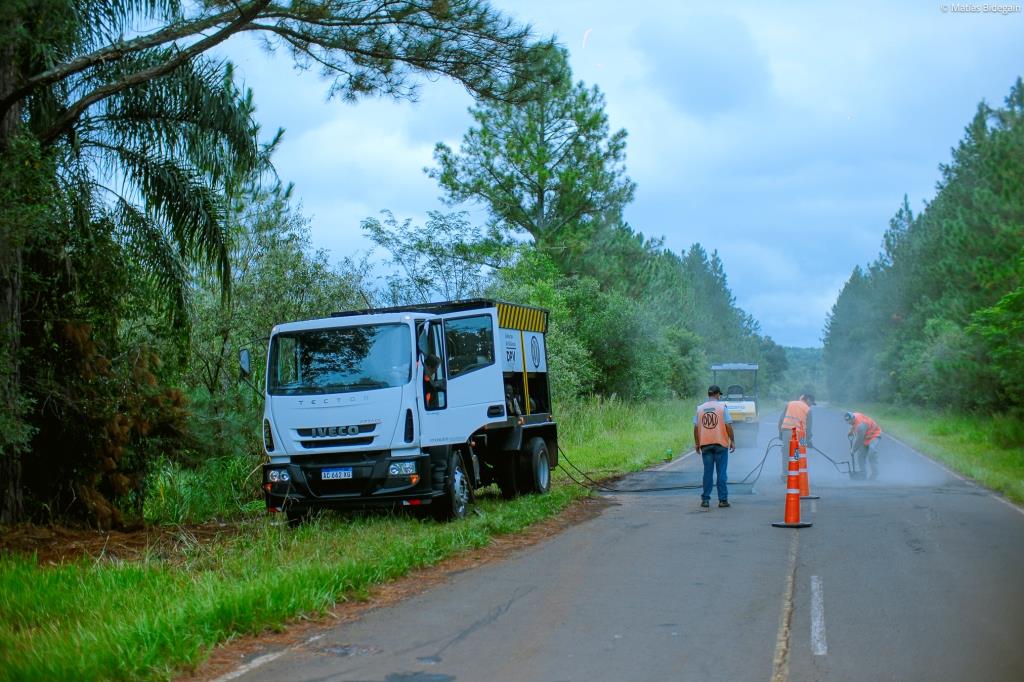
[522,437,551,494]
[433,451,470,521]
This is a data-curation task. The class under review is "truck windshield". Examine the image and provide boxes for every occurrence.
[268,324,412,395]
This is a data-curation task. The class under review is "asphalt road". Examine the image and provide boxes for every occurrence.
[225,406,1024,681]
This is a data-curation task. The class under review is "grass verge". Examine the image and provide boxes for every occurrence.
[0,397,694,682]
[853,403,1024,504]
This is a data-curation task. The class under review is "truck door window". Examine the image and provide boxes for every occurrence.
[445,315,495,378]
[419,321,447,410]
[274,336,299,386]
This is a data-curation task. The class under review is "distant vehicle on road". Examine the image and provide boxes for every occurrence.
[710,362,759,446]
[242,299,558,525]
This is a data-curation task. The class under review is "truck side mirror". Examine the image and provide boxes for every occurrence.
[239,348,252,377]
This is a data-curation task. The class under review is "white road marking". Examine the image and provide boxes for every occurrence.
[989,494,1024,516]
[886,432,973,484]
[810,576,827,656]
[213,651,285,682]
[652,450,696,471]
[885,433,1024,517]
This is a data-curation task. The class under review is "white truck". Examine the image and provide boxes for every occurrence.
[242,299,558,523]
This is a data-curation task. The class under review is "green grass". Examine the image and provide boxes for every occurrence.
[0,397,694,681]
[853,403,1024,504]
[143,455,264,524]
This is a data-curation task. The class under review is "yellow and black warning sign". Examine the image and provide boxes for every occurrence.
[496,302,548,333]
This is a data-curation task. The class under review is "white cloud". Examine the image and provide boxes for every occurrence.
[216,1,1023,347]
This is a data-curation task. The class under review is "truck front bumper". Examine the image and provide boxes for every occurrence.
[262,450,438,511]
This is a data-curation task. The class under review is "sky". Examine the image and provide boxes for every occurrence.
[216,1,1024,347]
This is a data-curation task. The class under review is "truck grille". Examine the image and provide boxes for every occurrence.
[297,423,376,437]
[296,423,378,449]
[299,436,374,449]
[292,451,387,466]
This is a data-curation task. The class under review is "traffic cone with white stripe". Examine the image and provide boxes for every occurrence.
[773,429,812,528]
[797,425,819,500]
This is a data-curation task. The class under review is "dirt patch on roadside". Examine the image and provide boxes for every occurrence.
[182,496,612,681]
[0,521,252,565]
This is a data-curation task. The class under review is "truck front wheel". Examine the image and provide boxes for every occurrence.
[433,452,470,521]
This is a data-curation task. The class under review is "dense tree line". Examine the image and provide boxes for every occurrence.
[0,0,541,525]
[0,3,779,526]
[824,78,1024,413]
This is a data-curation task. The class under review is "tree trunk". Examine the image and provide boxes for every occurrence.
[0,247,25,523]
[0,33,26,523]
[0,34,18,147]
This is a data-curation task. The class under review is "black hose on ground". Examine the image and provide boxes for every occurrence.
[809,444,855,475]
[556,438,777,494]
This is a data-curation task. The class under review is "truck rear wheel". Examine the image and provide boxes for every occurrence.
[433,452,470,521]
[523,437,551,494]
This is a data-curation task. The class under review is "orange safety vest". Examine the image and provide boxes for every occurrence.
[696,400,731,447]
[424,372,435,407]
[850,412,881,444]
[780,400,810,432]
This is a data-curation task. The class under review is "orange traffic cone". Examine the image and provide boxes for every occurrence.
[773,429,812,528]
[797,425,819,500]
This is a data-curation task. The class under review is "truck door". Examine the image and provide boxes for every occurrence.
[440,312,503,431]
[417,312,503,445]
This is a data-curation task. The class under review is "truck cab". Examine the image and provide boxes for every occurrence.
[255,299,558,523]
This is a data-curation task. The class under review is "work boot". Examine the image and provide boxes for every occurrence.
[700,499,710,508]
[719,500,731,508]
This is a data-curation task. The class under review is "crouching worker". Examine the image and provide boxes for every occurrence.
[845,411,882,480]
[694,385,736,508]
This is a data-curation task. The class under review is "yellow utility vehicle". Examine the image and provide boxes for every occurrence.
[711,363,759,447]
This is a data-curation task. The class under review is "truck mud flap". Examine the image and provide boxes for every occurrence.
[495,424,523,452]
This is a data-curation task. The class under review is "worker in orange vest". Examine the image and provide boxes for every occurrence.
[423,355,441,409]
[845,411,882,479]
[778,394,815,477]
[694,385,736,508]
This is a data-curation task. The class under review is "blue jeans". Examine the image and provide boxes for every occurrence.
[701,445,728,501]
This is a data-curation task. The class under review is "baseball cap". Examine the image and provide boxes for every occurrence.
[708,385,722,395]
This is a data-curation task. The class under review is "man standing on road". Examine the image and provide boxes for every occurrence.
[778,393,815,477]
[694,385,736,508]
[845,411,882,480]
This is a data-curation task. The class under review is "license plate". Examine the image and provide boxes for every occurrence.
[321,467,353,480]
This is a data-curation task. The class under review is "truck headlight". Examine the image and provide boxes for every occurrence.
[268,469,290,483]
[388,462,417,476]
